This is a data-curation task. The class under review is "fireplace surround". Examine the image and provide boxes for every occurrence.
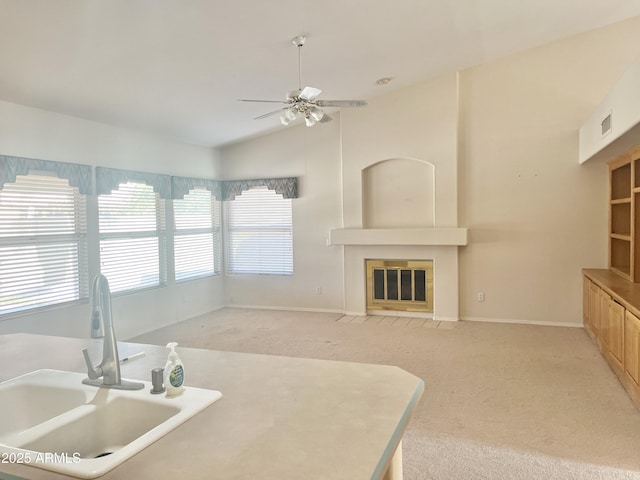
[331,154,467,320]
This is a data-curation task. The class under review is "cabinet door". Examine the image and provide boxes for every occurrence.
[589,282,600,333]
[583,276,590,326]
[624,310,640,387]
[600,289,611,348]
[608,299,625,366]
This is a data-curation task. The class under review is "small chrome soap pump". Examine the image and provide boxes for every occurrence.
[150,367,165,394]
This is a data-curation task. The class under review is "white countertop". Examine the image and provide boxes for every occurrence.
[0,334,424,480]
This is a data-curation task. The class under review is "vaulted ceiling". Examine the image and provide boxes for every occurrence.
[1,1,639,147]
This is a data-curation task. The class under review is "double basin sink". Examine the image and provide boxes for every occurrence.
[0,369,222,478]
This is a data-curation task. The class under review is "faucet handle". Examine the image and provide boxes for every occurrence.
[82,348,103,380]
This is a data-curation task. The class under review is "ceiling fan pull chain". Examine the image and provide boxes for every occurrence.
[298,43,302,91]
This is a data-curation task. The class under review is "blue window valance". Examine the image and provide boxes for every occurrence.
[171,176,222,200]
[0,157,297,202]
[0,155,92,194]
[96,167,172,199]
[222,177,298,201]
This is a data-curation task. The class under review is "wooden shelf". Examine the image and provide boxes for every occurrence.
[608,147,640,282]
[611,234,632,241]
[611,159,632,201]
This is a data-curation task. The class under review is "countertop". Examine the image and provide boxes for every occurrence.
[584,268,640,318]
[0,334,424,480]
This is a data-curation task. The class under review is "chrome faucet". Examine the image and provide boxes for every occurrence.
[82,274,143,390]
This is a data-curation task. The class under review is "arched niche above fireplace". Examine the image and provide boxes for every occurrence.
[361,158,435,228]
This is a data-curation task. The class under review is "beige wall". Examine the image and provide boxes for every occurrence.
[459,16,640,324]
[342,73,459,228]
[221,118,345,311]
[340,73,461,319]
[4,16,640,333]
[221,16,640,325]
[0,100,224,339]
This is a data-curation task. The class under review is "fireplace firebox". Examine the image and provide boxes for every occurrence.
[365,259,433,313]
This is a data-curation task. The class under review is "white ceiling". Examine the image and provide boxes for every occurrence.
[1,1,640,148]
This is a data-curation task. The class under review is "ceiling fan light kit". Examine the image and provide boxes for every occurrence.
[239,35,367,128]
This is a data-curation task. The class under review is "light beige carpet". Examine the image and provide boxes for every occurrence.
[131,308,640,479]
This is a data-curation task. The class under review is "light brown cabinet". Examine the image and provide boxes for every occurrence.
[625,310,640,388]
[607,299,624,370]
[587,279,600,335]
[583,269,640,409]
[583,144,640,409]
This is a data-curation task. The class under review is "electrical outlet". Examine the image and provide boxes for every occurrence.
[477,292,485,302]
[315,287,323,295]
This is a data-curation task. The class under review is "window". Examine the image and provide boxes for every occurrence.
[225,186,293,275]
[98,182,166,293]
[173,188,221,281]
[0,174,88,315]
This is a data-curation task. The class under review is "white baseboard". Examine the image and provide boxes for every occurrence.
[461,316,583,328]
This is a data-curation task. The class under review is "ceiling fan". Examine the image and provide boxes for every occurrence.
[239,35,367,127]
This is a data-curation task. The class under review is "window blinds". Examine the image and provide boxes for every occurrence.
[225,186,293,275]
[0,174,88,314]
[98,182,165,293]
[173,188,221,281]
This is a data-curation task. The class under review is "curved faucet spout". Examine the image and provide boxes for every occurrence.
[82,274,143,390]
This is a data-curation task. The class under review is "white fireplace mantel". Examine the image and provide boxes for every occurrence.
[329,228,468,246]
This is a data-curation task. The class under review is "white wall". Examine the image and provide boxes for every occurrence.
[220,118,344,312]
[340,73,461,319]
[220,16,640,325]
[459,16,640,324]
[4,15,640,333]
[0,100,224,339]
[220,73,461,318]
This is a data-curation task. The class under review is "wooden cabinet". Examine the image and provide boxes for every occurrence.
[599,288,611,348]
[608,298,624,369]
[625,310,640,388]
[583,269,640,409]
[583,276,590,326]
[608,146,640,281]
[588,280,600,335]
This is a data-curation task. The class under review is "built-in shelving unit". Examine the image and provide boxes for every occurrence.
[608,146,640,281]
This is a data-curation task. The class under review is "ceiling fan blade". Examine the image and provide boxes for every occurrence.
[299,86,322,101]
[319,114,332,123]
[254,108,287,120]
[316,100,368,108]
[238,99,289,104]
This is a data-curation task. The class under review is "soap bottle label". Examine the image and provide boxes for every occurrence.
[169,365,184,388]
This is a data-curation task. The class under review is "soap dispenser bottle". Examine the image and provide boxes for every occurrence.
[164,342,185,396]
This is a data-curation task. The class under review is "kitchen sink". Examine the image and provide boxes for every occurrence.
[0,369,222,478]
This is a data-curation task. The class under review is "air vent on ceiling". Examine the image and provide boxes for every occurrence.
[601,113,612,137]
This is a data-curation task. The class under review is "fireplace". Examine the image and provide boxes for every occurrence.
[366,259,433,313]
[330,154,467,321]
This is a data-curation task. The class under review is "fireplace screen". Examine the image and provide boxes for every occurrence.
[366,260,433,313]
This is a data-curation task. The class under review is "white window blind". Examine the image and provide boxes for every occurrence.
[173,188,221,281]
[98,182,166,293]
[225,186,293,275]
[0,174,88,315]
